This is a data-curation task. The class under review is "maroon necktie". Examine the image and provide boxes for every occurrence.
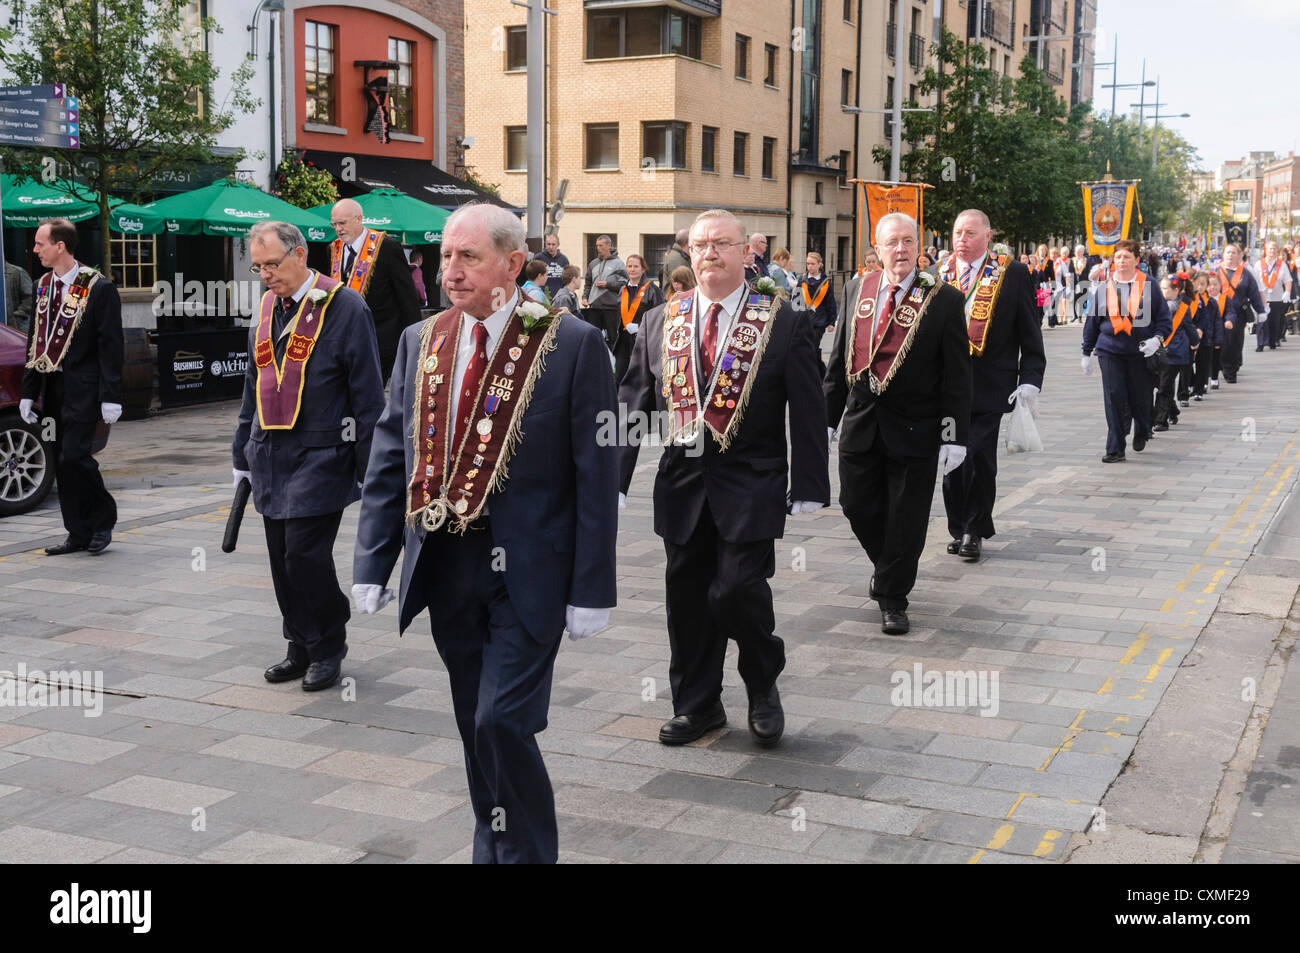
[700,302,722,381]
[50,279,64,319]
[453,321,490,453]
[852,283,899,375]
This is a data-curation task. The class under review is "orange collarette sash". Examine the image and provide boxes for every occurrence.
[1105,272,1145,336]
[942,255,1007,355]
[844,270,935,394]
[621,283,649,327]
[660,286,779,451]
[253,273,338,430]
[1165,300,1189,346]
[26,266,99,374]
[406,305,560,533]
[1220,265,1243,299]
[1260,259,1284,289]
[801,278,829,311]
[330,228,384,297]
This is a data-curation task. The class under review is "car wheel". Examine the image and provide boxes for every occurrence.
[0,411,56,517]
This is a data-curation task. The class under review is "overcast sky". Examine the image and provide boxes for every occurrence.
[1091,0,1299,173]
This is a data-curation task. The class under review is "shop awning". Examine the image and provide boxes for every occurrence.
[301,150,519,213]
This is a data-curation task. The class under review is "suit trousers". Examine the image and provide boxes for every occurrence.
[840,429,940,611]
[589,305,621,352]
[1192,345,1213,396]
[1097,352,1153,456]
[262,510,349,664]
[45,374,116,543]
[1223,320,1245,378]
[1153,363,1185,426]
[942,410,1002,541]
[418,523,563,864]
[1176,359,1195,402]
[1262,301,1287,348]
[613,326,636,383]
[663,500,783,716]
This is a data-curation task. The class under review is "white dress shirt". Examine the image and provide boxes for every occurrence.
[871,269,917,346]
[452,290,516,429]
[276,272,317,340]
[693,281,748,388]
[343,232,366,278]
[1256,258,1292,303]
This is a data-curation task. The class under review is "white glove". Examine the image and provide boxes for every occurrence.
[352,583,395,614]
[101,402,122,424]
[618,492,626,510]
[1011,383,1039,415]
[1138,337,1160,358]
[938,444,967,475]
[566,604,610,640]
[18,398,37,425]
[827,426,836,444]
[626,322,639,334]
[790,501,822,514]
[232,468,251,489]
[1081,355,1094,376]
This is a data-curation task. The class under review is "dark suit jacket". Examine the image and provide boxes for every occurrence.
[797,273,838,334]
[356,234,422,377]
[231,282,385,520]
[353,311,618,641]
[618,287,830,546]
[22,274,123,423]
[825,276,971,458]
[968,261,1047,415]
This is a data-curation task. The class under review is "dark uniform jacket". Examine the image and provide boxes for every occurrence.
[21,271,123,423]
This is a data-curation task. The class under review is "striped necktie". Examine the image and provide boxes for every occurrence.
[959,264,973,294]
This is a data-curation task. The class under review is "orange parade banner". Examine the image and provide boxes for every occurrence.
[852,180,933,271]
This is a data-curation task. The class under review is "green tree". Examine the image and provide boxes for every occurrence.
[0,0,259,270]
[1187,188,1230,235]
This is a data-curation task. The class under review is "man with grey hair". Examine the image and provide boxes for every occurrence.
[232,220,385,692]
[353,201,618,863]
[583,234,628,351]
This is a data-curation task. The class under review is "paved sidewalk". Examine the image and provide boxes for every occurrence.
[0,328,1297,863]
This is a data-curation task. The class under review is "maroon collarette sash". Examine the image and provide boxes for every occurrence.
[660,285,779,450]
[406,305,562,534]
[844,271,936,394]
[942,255,1008,356]
[253,273,338,430]
[26,266,100,374]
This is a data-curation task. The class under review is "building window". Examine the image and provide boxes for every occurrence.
[815,181,823,204]
[388,37,414,133]
[701,126,717,173]
[798,0,821,158]
[586,122,619,169]
[841,69,853,106]
[506,25,527,71]
[733,131,748,176]
[844,0,853,22]
[764,43,778,87]
[735,34,750,79]
[505,126,527,172]
[838,235,850,272]
[587,9,700,59]
[761,137,776,180]
[839,149,850,184]
[643,234,675,282]
[643,121,687,170]
[304,20,335,124]
[111,233,157,291]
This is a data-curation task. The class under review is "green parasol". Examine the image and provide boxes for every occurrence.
[108,178,334,240]
[309,188,448,244]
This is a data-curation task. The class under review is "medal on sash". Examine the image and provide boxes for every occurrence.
[942,255,1008,355]
[845,271,937,394]
[26,266,100,374]
[330,228,385,297]
[253,273,338,429]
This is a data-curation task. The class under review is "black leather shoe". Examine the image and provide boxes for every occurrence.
[1152,422,1169,432]
[868,575,877,599]
[86,530,111,555]
[44,536,88,556]
[1179,400,1190,407]
[1133,432,1147,452]
[659,702,726,745]
[958,533,981,561]
[1102,453,1126,463]
[264,657,309,683]
[303,649,346,691]
[747,685,784,748]
[946,538,961,555]
[881,608,910,635]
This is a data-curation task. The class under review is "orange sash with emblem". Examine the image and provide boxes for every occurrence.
[330,228,384,297]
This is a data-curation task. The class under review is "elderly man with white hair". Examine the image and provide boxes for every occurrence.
[352,201,618,864]
[826,211,971,635]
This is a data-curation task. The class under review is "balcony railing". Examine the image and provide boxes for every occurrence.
[908,32,925,69]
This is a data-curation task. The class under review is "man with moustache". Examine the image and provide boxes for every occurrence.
[826,212,970,634]
[619,208,829,748]
[938,209,1045,562]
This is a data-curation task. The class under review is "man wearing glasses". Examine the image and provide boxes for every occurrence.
[231,221,385,691]
[619,208,829,748]
[329,198,422,383]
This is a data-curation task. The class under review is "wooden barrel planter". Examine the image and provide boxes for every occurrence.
[121,327,153,420]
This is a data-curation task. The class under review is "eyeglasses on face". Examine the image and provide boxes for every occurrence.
[249,249,295,275]
[690,240,740,254]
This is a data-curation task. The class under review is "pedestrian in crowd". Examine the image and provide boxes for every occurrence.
[1152,274,1198,431]
[583,234,628,353]
[768,247,795,291]
[1288,243,1300,335]
[552,264,583,318]
[328,198,422,385]
[522,259,548,303]
[614,253,664,382]
[1207,270,1229,391]
[669,265,696,294]
[939,209,1045,563]
[798,251,837,376]
[1254,241,1291,351]
[4,259,34,333]
[352,202,618,864]
[1189,270,1221,400]
[863,250,882,274]
[408,250,428,308]
[826,212,970,634]
[660,228,690,289]
[1062,244,1092,325]
[618,208,829,748]
[19,217,124,556]
[745,232,769,283]
[1032,244,1055,328]
[535,232,570,300]
[232,220,385,691]
[1218,243,1263,383]
[1081,239,1172,463]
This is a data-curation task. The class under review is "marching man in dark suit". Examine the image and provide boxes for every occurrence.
[619,208,830,748]
[939,209,1046,562]
[329,198,422,382]
[19,218,123,556]
[352,202,618,864]
[232,221,385,691]
[826,212,971,635]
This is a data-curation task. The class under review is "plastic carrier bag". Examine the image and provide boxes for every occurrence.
[1005,392,1043,453]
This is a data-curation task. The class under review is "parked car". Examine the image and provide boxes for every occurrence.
[0,321,55,515]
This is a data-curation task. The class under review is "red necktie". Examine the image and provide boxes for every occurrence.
[852,283,898,375]
[700,302,722,381]
[50,279,64,319]
[453,321,490,454]
[875,284,900,340]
